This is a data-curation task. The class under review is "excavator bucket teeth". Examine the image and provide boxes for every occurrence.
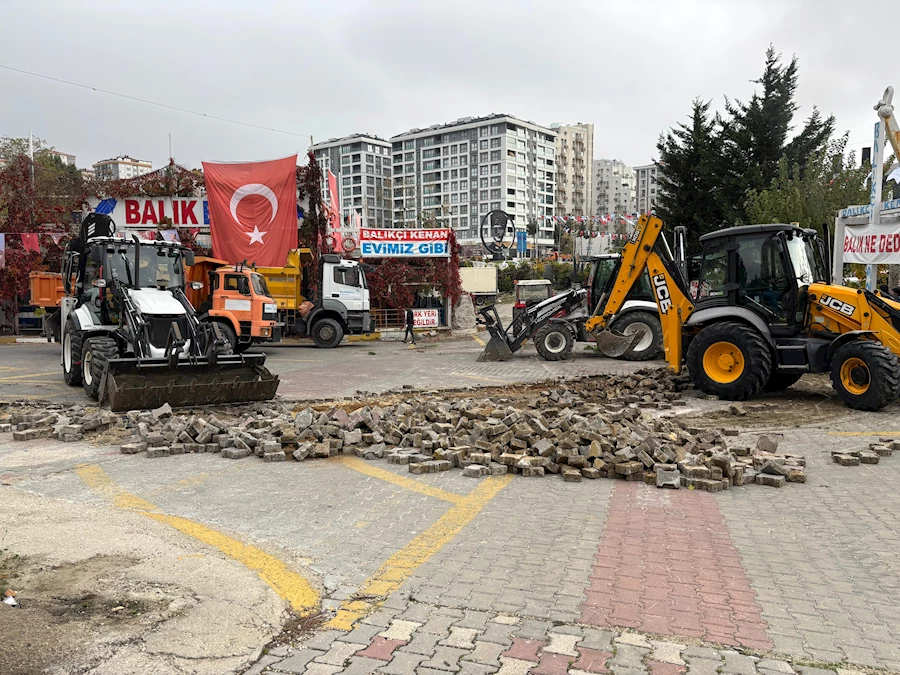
[100,354,280,412]
[592,329,642,358]
[477,335,514,362]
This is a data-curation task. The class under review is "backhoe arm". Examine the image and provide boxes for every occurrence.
[586,214,695,373]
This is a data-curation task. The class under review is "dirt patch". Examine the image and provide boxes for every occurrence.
[679,374,852,431]
[0,553,173,674]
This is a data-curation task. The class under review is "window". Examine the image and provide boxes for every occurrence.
[507,162,516,174]
[443,146,449,156]
[480,190,488,200]
[460,192,468,202]
[480,166,488,176]
[490,138,501,148]
[490,125,499,135]
[352,164,361,173]
[451,194,458,204]
[353,175,361,184]
[352,186,362,195]
[490,202,500,210]
[479,127,489,138]
[490,164,501,175]
[459,155,467,165]
[734,234,790,322]
[460,180,468,190]
[367,187,375,196]
[480,178,488,188]
[403,140,414,150]
[367,176,375,185]
[480,140,488,150]
[421,149,438,159]
[451,157,459,167]
[451,181,458,190]
[479,152,488,163]
[490,189,500,199]
[343,188,351,197]
[451,144,458,153]
[460,205,468,215]
[443,182,449,192]
[334,266,361,288]
[405,164,414,174]
[480,203,489,213]
[342,177,350,186]
[490,176,500,187]
[459,143,468,152]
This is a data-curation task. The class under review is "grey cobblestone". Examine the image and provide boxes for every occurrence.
[341,656,386,675]
[453,609,493,630]
[457,663,499,675]
[338,622,384,645]
[479,622,517,646]
[374,651,427,674]
[420,645,470,671]
[611,644,651,670]
[269,648,326,673]
[463,640,505,667]
[722,651,759,675]
[402,630,442,655]
[685,657,723,675]
[513,618,554,640]
[795,667,836,675]
[580,628,616,651]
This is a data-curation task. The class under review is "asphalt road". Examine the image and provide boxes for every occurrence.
[0,335,649,406]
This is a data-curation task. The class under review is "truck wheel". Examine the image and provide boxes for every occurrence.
[82,336,119,400]
[474,295,486,306]
[534,323,574,361]
[686,322,772,401]
[312,318,343,348]
[63,318,83,386]
[763,372,803,392]
[830,341,900,411]
[610,311,663,361]
[216,322,238,352]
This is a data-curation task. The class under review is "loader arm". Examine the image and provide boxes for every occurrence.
[586,214,695,372]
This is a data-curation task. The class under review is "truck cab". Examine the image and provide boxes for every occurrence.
[257,251,372,348]
[187,258,280,353]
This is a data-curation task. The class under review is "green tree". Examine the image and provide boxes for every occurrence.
[658,45,836,252]
[656,98,722,253]
[744,134,868,235]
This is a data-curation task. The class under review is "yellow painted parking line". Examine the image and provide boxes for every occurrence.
[828,431,900,437]
[0,371,59,382]
[326,474,513,630]
[335,455,461,504]
[451,371,509,384]
[75,464,319,613]
[471,334,486,347]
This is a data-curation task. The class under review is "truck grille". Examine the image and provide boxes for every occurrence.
[147,315,189,349]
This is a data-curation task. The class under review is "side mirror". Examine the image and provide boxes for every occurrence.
[183,250,195,267]
[190,281,204,290]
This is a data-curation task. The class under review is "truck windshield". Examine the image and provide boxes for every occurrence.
[137,246,185,289]
[786,234,827,286]
[251,273,270,296]
[517,284,552,302]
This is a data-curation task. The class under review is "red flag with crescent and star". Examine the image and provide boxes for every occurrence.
[203,155,298,266]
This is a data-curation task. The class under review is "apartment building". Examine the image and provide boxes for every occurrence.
[92,155,152,181]
[593,159,636,215]
[390,114,557,254]
[551,123,593,218]
[311,134,393,227]
[635,162,660,214]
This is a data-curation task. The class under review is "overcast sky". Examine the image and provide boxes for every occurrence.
[0,0,893,172]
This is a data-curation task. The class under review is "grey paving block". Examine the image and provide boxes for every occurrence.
[270,648,326,673]
[342,656,386,675]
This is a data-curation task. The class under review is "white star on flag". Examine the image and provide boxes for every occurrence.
[246,225,267,245]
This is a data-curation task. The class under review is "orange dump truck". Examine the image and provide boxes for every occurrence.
[29,271,67,341]
[186,257,281,353]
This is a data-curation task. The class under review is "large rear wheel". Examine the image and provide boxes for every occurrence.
[610,311,663,362]
[82,336,119,400]
[534,323,575,361]
[215,322,238,352]
[312,318,343,348]
[686,322,772,401]
[63,318,83,386]
[830,341,900,411]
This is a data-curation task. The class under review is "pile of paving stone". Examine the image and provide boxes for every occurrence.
[832,440,896,466]
[0,368,808,489]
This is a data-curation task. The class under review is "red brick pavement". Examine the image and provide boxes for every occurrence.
[355,636,406,661]
[579,482,772,650]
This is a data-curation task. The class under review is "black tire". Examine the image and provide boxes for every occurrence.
[82,335,119,400]
[610,311,663,362]
[763,372,804,392]
[216,321,238,352]
[62,318,83,386]
[534,323,575,361]
[474,295,486,307]
[312,318,344,348]
[830,341,900,411]
[685,321,772,401]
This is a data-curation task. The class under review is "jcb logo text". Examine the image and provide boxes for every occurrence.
[820,295,854,316]
[653,274,672,314]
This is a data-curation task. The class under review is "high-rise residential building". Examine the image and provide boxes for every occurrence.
[551,123,593,218]
[92,155,152,181]
[593,159,636,216]
[635,162,661,214]
[390,114,558,255]
[311,134,393,227]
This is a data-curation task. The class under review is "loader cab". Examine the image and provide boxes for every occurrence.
[587,254,655,311]
[695,224,828,335]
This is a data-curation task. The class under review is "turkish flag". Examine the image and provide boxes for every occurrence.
[203,155,298,266]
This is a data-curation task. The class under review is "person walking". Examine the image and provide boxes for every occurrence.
[403,307,416,344]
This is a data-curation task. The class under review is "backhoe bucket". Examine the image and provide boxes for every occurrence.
[477,333,514,362]
[100,353,279,412]
[592,329,642,358]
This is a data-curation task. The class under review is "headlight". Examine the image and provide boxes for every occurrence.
[264,303,277,313]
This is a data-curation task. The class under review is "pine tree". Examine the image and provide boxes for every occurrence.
[656,97,722,252]
[658,45,836,250]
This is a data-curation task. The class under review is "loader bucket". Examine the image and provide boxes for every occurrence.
[477,333,514,362]
[100,354,280,412]
[592,329,642,358]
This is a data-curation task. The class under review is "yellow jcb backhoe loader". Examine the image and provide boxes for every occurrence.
[588,214,900,411]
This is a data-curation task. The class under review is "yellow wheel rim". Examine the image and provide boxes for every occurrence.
[703,341,745,384]
[840,357,870,395]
